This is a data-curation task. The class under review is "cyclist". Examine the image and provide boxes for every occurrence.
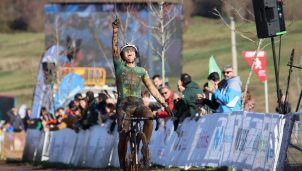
[112,17,173,170]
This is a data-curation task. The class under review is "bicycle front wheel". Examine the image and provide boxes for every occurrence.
[128,133,139,171]
[136,132,150,169]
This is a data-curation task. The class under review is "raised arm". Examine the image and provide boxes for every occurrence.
[112,16,120,60]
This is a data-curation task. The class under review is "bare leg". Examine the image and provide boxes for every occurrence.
[135,106,153,166]
[142,107,153,144]
[117,97,135,170]
[118,131,128,171]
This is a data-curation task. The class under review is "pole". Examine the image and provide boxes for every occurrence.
[284,49,295,111]
[159,0,165,86]
[271,37,282,109]
[296,89,302,112]
[231,17,238,75]
[265,80,269,113]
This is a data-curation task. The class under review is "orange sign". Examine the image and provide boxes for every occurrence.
[62,67,106,86]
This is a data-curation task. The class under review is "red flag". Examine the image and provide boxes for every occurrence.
[242,51,267,82]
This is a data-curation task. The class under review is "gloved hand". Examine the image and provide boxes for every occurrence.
[112,16,120,29]
[164,106,174,117]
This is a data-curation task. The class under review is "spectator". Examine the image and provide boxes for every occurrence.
[243,89,256,112]
[74,93,83,107]
[77,97,88,129]
[158,86,174,118]
[23,108,33,131]
[174,73,202,130]
[197,72,221,113]
[98,102,116,123]
[42,107,65,130]
[40,107,54,122]
[141,90,161,115]
[4,107,24,132]
[98,92,109,102]
[44,105,82,132]
[54,107,66,123]
[40,107,56,126]
[205,64,242,113]
[86,91,95,103]
[94,93,116,131]
[150,75,167,111]
[23,107,45,131]
[99,102,117,134]
[66,101,83,131]
[97,96,116,123]
[84,91,98,128]
[65,101,78,116]
[78,95,88,116]
[173,92,182,104]
[96,92,109,116]
[177,80,185,92]
[142,90,151,108]
[152,74,164,91]
[97,96,115,115]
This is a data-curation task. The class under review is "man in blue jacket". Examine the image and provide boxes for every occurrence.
[205,64,242,113]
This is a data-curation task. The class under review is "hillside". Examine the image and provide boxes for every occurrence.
[0,17,302,112]
[0,33,44,107]
[182,17,302,112]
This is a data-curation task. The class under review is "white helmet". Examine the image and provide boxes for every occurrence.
[120,43,139,58]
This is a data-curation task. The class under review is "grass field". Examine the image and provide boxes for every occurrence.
[1,17,302,112]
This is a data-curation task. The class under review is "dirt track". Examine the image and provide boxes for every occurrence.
[0,160,41,171]
[0,160,120,171]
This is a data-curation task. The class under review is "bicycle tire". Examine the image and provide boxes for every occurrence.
[128,132,139,171]
[136,132,150,169]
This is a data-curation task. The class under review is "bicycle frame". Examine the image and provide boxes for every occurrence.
[124,115,159,171]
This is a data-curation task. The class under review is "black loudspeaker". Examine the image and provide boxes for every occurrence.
[252,0,286,38]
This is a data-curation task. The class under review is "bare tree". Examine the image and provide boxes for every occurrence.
[212,7,270,111]
[221,0,253,22]
[143,0,182,85]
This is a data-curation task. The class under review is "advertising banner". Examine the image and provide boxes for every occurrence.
[24,112,292,170]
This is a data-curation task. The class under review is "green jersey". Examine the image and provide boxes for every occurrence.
[114,58,148,101]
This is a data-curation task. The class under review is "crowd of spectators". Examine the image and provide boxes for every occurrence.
[1,64,252,133]
[1,90,118,134]
[40,91,118,134]
[142,66,245,132]
[147,64,246,132]
[1,107,34,133]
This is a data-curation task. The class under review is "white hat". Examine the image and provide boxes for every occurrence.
[120,43,138,53]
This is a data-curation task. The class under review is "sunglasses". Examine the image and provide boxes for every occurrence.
[162,91,168,95]
[106,103,114,107]
[223,71,232,74]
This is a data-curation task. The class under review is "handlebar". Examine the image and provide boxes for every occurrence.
[124,113,160,131]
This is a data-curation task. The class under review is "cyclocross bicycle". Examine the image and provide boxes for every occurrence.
[124,114,160,171]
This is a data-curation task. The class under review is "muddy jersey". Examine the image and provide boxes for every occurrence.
[114,58,148,101]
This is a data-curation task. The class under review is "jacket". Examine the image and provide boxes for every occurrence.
[158,90,174,118]
[213,76,242,113]
[183,81,203,116]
